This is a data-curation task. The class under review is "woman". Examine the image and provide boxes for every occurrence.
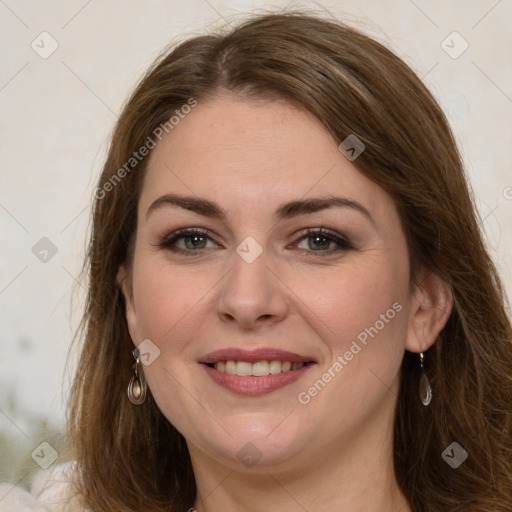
[3,11,511,512]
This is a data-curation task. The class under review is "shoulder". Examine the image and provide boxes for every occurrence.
[0,462,90,512]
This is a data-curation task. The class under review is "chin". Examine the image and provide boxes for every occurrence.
[201,432,306,471]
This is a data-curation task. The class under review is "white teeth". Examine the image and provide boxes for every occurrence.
[236,361,252,376]
[213,360,305,376]
[252,361,269,376]
[225,360,237,375]
[269,360,282,374]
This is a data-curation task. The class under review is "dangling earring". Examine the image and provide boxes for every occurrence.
[419,352,432,406]
[127,349,147,405]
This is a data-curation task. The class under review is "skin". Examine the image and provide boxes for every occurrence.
[119,94,452,511]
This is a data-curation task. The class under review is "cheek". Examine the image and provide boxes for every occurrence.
[131,255,204,346]
[130,252,227,371]
[305,261,409,411]
[294,263,408,425]
[302,257,408,354]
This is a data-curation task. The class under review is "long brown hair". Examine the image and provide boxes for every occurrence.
[67,11,512,511]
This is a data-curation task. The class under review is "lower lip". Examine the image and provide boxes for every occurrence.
[201,364,314,396]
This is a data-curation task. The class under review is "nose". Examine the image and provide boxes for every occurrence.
[216,245,289,330]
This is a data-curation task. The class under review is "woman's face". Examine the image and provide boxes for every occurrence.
[122,94,415,472]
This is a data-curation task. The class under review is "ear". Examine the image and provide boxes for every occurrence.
[117,264,138,345]
[405,269,453,353]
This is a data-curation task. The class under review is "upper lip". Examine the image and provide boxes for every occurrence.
[199,348,316,364]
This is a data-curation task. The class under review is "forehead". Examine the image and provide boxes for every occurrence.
[139,95,395,224]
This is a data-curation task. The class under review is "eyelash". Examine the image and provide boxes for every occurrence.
[157,227,353,257]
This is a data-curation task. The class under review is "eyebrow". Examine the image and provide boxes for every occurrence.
[146,194,375,224]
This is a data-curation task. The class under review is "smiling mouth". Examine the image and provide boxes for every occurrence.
[201,358,315,396]
[199,348,316,395]
[206,360,313,376]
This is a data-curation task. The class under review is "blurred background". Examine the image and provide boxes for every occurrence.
[1,0,511,492]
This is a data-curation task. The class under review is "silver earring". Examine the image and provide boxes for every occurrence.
[419,352,432,406]
[127,349,147,405]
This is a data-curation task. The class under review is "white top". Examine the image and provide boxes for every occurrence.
[0,462,90,512]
